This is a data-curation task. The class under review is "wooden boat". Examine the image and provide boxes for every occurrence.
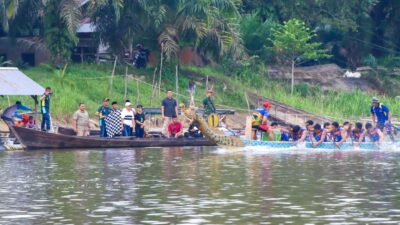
[6,124,215,150]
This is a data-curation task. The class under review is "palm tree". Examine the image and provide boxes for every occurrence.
[0,0,20,32]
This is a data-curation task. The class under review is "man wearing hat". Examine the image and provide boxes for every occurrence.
[121,101,135,136]
[252,101,272,140]
[203,90,216,118]
[370,97,391,131]
[96,98,111,137]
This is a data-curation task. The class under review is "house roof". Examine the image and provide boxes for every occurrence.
[77,22,96,33]
[0,67,45,96]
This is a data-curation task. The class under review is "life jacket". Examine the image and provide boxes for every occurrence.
[292,129,304,141]
[351,129,365,142]
[372,103,389,124]
[271,129,282,141]
[366,128,380,142]
[281,131,289,141]
[251,112,263,126]
[332,127,342,142]
[313,129,327,142]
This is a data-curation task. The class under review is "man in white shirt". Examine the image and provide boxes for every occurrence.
[121,102,136,136]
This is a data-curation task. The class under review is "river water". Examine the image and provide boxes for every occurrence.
[1,147,400,224]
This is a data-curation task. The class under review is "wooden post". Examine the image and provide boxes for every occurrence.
[158,43,164,98]
[245,116,252,140]
[206,75,209,90]
[124,66,128,99]
[175,64,179,104]
[244,92,251,115]
[150,67,157,107]
[136,78,139,105]
[109,55,117,95]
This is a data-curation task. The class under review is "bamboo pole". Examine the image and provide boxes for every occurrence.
[150,67,157,107]
[136,78,139,105]
[124,66,128,99]
[175,64,179,104]
[158,43,164,98]
[206,75,209,90]
[109,55,117,95]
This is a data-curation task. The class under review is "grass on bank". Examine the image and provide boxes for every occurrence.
[1,63,399,123]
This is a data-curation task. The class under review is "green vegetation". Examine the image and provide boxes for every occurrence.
[1,63,399,123]
[2,0,400,122]
[270,19,331,95]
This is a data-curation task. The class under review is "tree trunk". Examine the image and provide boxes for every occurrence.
[291,59,295,95]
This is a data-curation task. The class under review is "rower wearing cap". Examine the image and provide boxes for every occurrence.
[251,101,271,140]
[96,98,111,137]
[370,97,391,131]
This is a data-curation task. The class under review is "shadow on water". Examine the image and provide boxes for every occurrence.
[0,146,400,224]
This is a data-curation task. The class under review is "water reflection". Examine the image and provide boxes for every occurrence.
[0,148,399,224]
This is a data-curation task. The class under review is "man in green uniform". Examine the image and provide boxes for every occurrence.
[203,90,216,118]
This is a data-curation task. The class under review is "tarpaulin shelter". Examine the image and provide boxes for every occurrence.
[0,67,45,128]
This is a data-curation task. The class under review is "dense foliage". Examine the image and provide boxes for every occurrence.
[0,0,399,69]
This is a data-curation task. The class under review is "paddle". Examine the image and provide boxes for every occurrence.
[333,136,341,150]
[386,122,396,143]
[307,130,315,148]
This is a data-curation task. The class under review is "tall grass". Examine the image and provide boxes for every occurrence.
[1,63,399,122]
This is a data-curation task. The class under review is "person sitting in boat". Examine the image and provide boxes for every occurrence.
[351,122,365,142]
[323,122,332,141]
[291,125,309,145]
[357,122,384,145]
[329,121,348,147]
[15,113,30,127]
[168,116,183,138]
[305,120,314,131]
[27,116,36,129]
[252,101,271,140]
[312,123,328,147]
[184,121,203,138]
[265,122,290,141]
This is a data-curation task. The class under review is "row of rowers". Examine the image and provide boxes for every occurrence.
[251,100,397,147]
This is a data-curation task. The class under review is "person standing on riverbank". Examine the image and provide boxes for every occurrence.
[40,87,52,132]
[73,103,90,136]
[96,98,111,137]
[203,90,216,118]
[370,97,392,131]
[161,90,178,137]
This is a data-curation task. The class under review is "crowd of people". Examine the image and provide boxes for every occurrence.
[9,84,397,146]
[251,97,398,147]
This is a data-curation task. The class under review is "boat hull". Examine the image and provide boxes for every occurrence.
[10,126,215,150]
[243,140,378,150]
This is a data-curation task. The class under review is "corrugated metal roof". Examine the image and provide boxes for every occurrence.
[77,23,96,33]
[0,67,45,96]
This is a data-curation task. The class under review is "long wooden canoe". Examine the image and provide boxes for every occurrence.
[8,125,215,150]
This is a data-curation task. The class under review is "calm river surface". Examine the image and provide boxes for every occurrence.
[1,147,400,224]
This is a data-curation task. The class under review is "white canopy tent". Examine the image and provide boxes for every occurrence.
[0,67,44,96]
[0,67,45,129]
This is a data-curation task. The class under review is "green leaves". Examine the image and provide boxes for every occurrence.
[271,19,330,63]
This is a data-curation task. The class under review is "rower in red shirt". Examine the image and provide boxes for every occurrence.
[168,116,183,138]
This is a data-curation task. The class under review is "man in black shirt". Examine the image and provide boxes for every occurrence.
[135,105,146,138]
[161,90,178,136]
